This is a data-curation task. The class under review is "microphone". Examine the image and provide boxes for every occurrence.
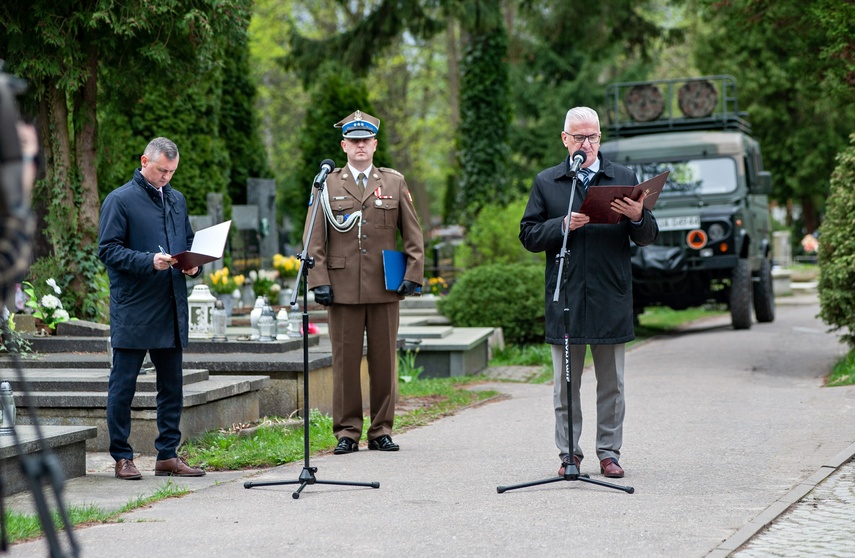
[568,150,587,175]
[314,159,336,186]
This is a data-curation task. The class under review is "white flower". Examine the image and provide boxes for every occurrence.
[249,270,258,281]
[53,309,70,321]
[41,294,62,310]
[260,269,278,281]
[232,289,241,298]
[46,278,61,295]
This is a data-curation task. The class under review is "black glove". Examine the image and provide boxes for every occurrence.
[396,280,420,296]
[313,285,333,306]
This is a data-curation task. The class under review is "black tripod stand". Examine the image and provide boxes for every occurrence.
[244,161,379,499]
[498,151,634,495]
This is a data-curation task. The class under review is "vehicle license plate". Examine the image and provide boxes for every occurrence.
[657,215,701,231]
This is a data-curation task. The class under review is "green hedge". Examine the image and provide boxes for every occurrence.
[455,197,545,270]
[437,263,545,345]
[818,134,855,347]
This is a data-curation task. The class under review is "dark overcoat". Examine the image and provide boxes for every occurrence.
[305,166,424,303]
[520,153,659,345]
[98,168,195,349]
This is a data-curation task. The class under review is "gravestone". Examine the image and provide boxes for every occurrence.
[231,204,260,274]
[207,192,224,228]
[247,178,278,269]
[772,230,792,268]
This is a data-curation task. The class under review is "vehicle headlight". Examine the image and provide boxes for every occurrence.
[707,223,726,242]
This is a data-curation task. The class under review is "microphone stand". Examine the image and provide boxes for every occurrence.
[498,167,634,495]
[244,170,379,499]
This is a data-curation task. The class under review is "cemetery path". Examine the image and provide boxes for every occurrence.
[6,293,855,558]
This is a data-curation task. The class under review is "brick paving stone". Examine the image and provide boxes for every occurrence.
[734,460,855,557]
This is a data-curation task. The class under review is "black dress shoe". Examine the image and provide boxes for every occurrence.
[367,435,399,451]
[334,437,358,454]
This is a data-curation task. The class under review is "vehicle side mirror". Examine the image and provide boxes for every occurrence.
[753,171,772,195]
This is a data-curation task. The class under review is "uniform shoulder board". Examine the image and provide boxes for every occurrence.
[378,167,404,178]
[330,167,343,174]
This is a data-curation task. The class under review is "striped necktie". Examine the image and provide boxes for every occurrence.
[578,168,592,187]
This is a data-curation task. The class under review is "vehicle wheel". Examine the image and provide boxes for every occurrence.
[753,258,775,323]
[730,259,753,330]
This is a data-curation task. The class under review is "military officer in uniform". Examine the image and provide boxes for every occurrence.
[304,110,424,454]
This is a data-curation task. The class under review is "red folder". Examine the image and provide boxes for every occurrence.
[578,171,669,225]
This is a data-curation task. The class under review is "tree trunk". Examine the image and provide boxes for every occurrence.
[74,45,100,240]
[446,19,460,133]
[801,194,818,234]
[32,83,73,261]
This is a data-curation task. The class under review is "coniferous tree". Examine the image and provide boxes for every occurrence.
[221,35,274,206]
[818,134,855,348]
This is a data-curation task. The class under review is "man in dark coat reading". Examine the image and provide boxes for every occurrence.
[520,107,659,479]
[98,137,205,480]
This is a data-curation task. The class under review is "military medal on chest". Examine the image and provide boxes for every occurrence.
[373,186,393,207]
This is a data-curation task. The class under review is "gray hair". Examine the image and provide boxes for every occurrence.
[563,107,600,132]
[144,137,179,161]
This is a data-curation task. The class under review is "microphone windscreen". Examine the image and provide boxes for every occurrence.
[572,150,587,164]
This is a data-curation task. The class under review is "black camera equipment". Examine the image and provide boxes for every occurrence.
[0,63,80,557]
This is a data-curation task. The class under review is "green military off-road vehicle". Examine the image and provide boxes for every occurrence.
[599,75,774,329]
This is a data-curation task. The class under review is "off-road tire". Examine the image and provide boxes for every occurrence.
[730,259,753,330]
[753,258,775,323]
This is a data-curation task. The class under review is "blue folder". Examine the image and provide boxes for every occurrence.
[382,250,407,291]
[382,250,420,293]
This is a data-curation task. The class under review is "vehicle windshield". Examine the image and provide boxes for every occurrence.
[628,158,737,197]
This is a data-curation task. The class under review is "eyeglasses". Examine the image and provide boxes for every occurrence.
[564,132,601,145]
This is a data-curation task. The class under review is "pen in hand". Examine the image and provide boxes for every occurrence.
[156,245,174,271]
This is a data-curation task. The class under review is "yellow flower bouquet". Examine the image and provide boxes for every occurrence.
[206,267,245,295]
[273,253,300,278]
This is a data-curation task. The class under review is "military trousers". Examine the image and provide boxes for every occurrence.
[328,301,400,442]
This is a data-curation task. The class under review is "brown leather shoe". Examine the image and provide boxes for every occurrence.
[600,458,624,478]
[155,456,206,477]
[558,455,582,476]
[115,458,142,480]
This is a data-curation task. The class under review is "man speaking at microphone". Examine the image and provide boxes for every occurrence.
[519,106,658,479]
[304,110,424,455]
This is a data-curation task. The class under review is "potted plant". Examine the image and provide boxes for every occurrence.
[22,278,70,333]
[205,267,245,315]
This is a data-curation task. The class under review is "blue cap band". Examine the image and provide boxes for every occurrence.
[342,120,378,136]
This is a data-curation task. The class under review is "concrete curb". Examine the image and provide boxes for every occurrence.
[708,441,855,557]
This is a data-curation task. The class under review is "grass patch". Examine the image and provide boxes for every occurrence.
[182,375,497,471]
[490,344,552,367]
[3,481,189,544]
[634,305,725,337]
[826,348,855,387]
[395,376,499,430]
[182,412,335,470]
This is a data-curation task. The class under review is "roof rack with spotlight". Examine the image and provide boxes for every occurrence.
[605,75,751,139]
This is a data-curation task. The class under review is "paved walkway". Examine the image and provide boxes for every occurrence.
[4,294,855,557]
